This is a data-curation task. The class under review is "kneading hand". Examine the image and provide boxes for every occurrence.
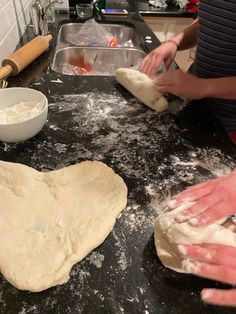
[178,243,236,307]
[155,69,207,100]
[171,169,236,226]
[139,42,178,78]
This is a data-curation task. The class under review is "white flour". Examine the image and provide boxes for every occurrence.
[0,101,44,124]
[88,251,105,268]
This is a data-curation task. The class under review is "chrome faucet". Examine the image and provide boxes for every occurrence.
[31,0,62,36]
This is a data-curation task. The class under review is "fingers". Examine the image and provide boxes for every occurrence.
[140,54,162,78]
[155,72,174,86]
[201,288,236,306]
[172,182,215,205]
[171,178,227,225]
[178,244,236,268]
[197,243,236,257]
[172,176,225,206]
[155,70,188,96]
[188,202,235,226]
[175,195,221,223]
[180,243,236,306]
[184,261,236,285]
[149,54,162,78]
[165,56,173,70]
[139,56,150,75]
[158,85,168,94]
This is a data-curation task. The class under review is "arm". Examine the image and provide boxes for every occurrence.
[140,19,199,77]
[155,19,236,100]
[169,18,199,51]
[203,76,236,99]
[156,70,236,100]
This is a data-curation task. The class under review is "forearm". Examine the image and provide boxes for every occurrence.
[203,76,236,99]
[171,19,199,51]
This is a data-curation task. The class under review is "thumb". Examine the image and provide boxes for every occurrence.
[165,57,174,70]
[158,85,170,94]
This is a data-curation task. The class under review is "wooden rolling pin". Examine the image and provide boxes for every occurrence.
[0,34,52,80]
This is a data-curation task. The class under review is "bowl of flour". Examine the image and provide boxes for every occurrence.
[0,88,48,142]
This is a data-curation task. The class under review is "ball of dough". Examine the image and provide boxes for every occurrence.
[154,202,236,272]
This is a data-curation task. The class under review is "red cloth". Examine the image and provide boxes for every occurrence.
[230,132,236,142]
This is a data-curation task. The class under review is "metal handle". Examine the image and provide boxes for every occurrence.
[44,0,63,12]
[31,0,63,36]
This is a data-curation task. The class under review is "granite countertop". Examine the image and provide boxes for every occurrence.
[72,0,197,17]
[129,0,196,17]
[0,12,236,314]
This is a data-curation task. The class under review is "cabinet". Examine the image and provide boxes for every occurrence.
[143,17,195,71]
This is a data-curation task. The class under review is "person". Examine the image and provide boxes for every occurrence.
[171,169,236,307]
[139,0,236,305]
[139,0,236,142]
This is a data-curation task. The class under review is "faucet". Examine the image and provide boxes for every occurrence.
[31,0,63,36]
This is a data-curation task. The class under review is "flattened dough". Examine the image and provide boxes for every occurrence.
[0,160,127,292]
[154,202,236,272]
[116,68,168,112]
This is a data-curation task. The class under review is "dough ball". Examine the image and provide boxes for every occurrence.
[154,202,236,272]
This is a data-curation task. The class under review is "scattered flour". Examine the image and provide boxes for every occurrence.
[123,205,154,233]
[112,230,128,271]
[88,252,105,268]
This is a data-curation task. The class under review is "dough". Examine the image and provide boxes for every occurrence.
[154,202,236,272]
[0,160,127,292]
[116,68,168,112]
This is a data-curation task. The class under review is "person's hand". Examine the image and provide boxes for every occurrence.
[178,243,236,306]
[155,69,207,100]
[171,169,236,226]
[139,41,178,78]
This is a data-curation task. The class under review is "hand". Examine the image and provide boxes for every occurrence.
[155,69,207,100]
[171,169,236,226]
[139,42,177,78]
[178,243,236,306]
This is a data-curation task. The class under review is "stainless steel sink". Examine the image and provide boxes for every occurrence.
[51,47,146,76]
[56,23,142,49]
[51,21,146,76]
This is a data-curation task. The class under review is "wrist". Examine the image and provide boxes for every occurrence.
[198,78,211,99]
[163,39,179,51]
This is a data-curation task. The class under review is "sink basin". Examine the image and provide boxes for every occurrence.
[51,47,146,76]
[51,21,146,76]
[56,22,142,50]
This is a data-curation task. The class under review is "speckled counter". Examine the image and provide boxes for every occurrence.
[130,0,196,17]
[0,13,236,314]
[69,0,196,17]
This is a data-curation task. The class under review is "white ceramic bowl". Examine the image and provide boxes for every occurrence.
[0,87,48,143]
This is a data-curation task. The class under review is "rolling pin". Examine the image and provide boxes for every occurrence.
[0,34,52,80]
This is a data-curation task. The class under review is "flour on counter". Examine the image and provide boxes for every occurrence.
[123,204,155,233]
[88,252,105,268]
[112,229,128,271]
[172,149,233,177]
[0,101,44,124]
[50,79,63,84]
